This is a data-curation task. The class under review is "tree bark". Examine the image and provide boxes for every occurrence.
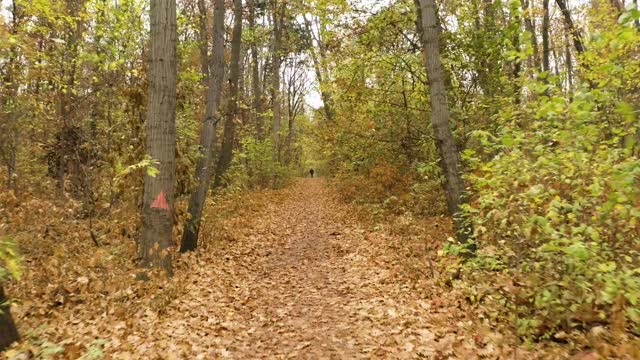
[214,0,243,187]
[180,0,226,253]
[271,1,284,159]
[542,0,551,73]
[551,35,560,76]
[555,0,585,54]
[5,146,17,191]
[565,29,573,91]
[417,0,471,244]
[139,0,177,274]
[0,285,20,351]
[249,0,264,139]
[197,0,209,83]
[1,0,20,192]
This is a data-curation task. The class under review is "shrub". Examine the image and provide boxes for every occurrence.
[0,237,20,284]
[458,82,640,338]
[223,137,291,191]
[450,13,640,339]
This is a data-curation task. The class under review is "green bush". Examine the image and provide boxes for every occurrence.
[452,13,640,339]
[223,137,291,191]
[459,83,640,338]
[0,237,20,284]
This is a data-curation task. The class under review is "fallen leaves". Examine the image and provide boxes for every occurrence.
[3,179,637,358]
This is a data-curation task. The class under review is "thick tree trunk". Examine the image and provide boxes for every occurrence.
[272,1,283,159]
[555,0,585,54]
[417,0,471,244]
[139,0,177,274]
[180,0,226,253]
[413,0,429,70]
[249,0,264,139]
[0,285,20,351]
[215,0,243,187]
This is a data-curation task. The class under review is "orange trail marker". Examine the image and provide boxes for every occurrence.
[151,191,170,210]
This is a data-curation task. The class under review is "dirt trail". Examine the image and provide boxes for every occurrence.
[13,179,492,359]
[231,178,418,358]
[150,178,457,359]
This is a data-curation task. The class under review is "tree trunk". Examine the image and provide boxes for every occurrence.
[272,1,283,160]
[238,47,248,128]
[303,15,334,122]
[542,0,551,74]
[6,146,17,191]
[139,0,177,274]
[0,285,20,351]
[54,0,85,199]
[636,0,640,30]
[1,88,18,194]
[417,0,471,244]
[249,0,264,139]
[285,89,295,164]
[197,0,209,83]
[180,0,226,253]
[478,0,497,97]
[551,35,560,76]
[565,29,573,91]
[214,0,243,187]
[413,0,454,91]
[2,0,20,192]
[521,0,541,72]
[609,0,624,13]
[511,10,522,103]
[555,0,585,54]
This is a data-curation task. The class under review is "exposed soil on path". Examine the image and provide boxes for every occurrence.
[223,178,436,358]
[147,178,475,359]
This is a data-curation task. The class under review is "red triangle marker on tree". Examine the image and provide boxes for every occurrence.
[151,191,170,210]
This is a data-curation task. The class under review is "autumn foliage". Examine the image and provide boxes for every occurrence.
[1,0,640,357]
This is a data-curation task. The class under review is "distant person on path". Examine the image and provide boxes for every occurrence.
[309,169,315,178]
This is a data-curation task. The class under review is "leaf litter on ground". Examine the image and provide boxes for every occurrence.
[2,179,633,359]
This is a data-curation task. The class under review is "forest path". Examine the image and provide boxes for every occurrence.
[99,178,488,359]
[219,178,432,358]
[154,178,454,359]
